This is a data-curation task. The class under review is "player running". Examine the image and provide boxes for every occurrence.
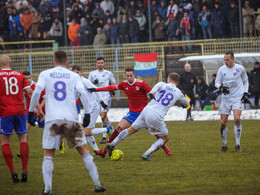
[29,51,106,194]
[215,51,249,153]
[0,55,33,183]
[88,57,116,144]
[88,67,172,158]
[106,72,189,160]
[72,65,113,151]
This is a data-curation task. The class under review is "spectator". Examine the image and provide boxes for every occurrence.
[117,5,127,23]
[90,13,103,36]
[37,0,51,18]
[179,0,189,10]
[85,11,92,24]
[152,15,165,42]
[149,0,159,24]
[127,0,137,17]
[28,2,37,13]
[103,18,112,44]
[80,28,93,45]
[242,1,253,37]
[86,0,95,12]
[20,8,34,38]
[78,17,92,39]
[175,5,184,22]
[14,0,28,10]
[70,3,83,24]
[68,19,80,47]
[44,11,53,32]
[50,0,60,9]
[193,0,201,14]
[92,2,105,21]
[128,16,140,43]
[211,2,225,39]
[38,17,48,34]
[228,1,239,38]
[30,11,41,39]
[207,73,217,94]
[18,3,26,15]
[93,27,106,45]
[74,0,84,10]
[10,22,21,42]
[187,3,197,40]
[198,5,212,39]
[178,63,197,121]
[137,0,147,15]
[134,9,147,42]
[100,0,115,16]
[256,13,260,36]
[52,6,62,22]
[195,77,208,110]
[50,17,63,46]
[249,62,260,108]
[103,10,113,25]
[165,13,179,41]
[109,17,120,44]
[167,0,178,19]
[119,14,129,43]
[17,31,25,49]
[9,8,22,34]
[180,12,192,52]
[158,0,167,21]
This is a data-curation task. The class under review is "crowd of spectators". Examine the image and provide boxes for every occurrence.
[0,0,260,48]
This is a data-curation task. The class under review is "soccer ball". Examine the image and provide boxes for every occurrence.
[110,149,124,161]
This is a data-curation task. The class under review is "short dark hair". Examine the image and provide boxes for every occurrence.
[54,50,67,65]
[125,67,134,73]
[225,51,234,58]
[96,56,105,62]
[168,72,180,83]
[255,61,260,65]
[22,70,31,75]
[72,65,82,71]
[212,73,217,77]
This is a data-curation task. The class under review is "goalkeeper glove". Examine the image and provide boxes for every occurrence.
[149,93,156,100]
[83,114,90,127]
[219,85,229,95]
[100,101,108,110]
[87,88,97,92]
[93,78,99,85]
[28,112,35,126]
[241,92,249,103]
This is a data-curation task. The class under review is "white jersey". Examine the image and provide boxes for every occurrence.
[81,77,102,110]
[88,69,116,100]
[215,64,249,100]
[147,82,189,117]
[35,66,87,123]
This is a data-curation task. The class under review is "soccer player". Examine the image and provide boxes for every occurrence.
[72,65,113,151]
[88,67,172,158]
[215,51,249,153]
[88,57,116,144]
[0,55,32,183]
[29,51,106,194]
[106,72,189,160]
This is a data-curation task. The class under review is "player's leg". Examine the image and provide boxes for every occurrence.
[219,114,229,152]
[42,149,55,194]
[17,133,29,182]
[100,111,110,144]
[155,135,172,156]
[233,109,243,152]
[76,143,106,192]
[84,127,99,151]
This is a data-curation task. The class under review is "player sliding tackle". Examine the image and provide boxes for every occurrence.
[88,67,172,158]
[106,72,189,160]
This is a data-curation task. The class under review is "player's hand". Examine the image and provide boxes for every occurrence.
[28,112,34,126]
[149,93,156,100]
[219,85,229,95]
[87,88,97,93]
[100,101,108,110]
[109,91,115,96]
[83,114,90,127]
[93,78,99,85]
[241,92,249,103]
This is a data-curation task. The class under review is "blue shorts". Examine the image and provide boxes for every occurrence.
[76,104,81,114]
[123,111,141,124]
[25,114,45,128]
[0,115,27,135]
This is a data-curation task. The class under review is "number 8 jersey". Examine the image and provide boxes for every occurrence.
[0,69,30,117]
[147,82,189,117]
[36,66,85,123]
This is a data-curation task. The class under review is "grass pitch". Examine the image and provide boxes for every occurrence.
[1,120,260,195]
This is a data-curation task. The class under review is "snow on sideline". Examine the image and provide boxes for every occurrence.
[81,107,260,123]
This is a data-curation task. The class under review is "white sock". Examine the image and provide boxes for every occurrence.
[91,128,107,135]
[111,129,129,146]
[144,138,164,156]
[221,126,228,145]
[86,136,99,150]
[234,123,242,145]
[42,156,54,193]
[82,152,100,186]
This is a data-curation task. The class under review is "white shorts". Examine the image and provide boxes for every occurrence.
[132,107,168,137]
[219,98,242,115]
[100,99,110,113]
[82,106,101,129]
[43,120,87,150]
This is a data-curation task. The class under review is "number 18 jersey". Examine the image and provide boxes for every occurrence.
[0,69,30,117]
[36,66,85,123]
[147,82,189,117]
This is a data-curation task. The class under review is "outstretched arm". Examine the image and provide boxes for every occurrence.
[88,84,118,92]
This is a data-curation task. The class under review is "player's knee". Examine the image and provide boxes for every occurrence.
[220,121,226,128]
[234,118,240,125]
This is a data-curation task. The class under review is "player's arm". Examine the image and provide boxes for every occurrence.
[88,84,118,92]
[179,93,190,108]
[241,68,249,93]
[24,87,33,98]
[215,69,229,95]
[148,82,163,100]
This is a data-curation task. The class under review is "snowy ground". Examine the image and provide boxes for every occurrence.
[90,107,260,123]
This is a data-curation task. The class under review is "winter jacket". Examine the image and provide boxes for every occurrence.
[68,23,80,40]
[108,23,119,38]
[31,15,41,38]
[20,11,34,31]
[80,32,93,45]
[134,13,146,31]
[198,10,211,28]
[152,20,165,39]
[228,7,239,24]
[249,67,260,93]
[180,18,191,35]
[211,8,224,27]
[50,21,63,37]
[128,19,140,37]
[242,7,253,24]
[93,33,106,45]
[119,20,128,36]
[196,80,208,100]
[166,19,179,37]
[179,71,197,93]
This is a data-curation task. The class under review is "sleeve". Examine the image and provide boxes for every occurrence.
[22,75,30,89]
[36,72,46,89]
[215,68,222,89]
[241,67,249,93]
[85,79,103,101]
[109,72,116,85]
[96,84,118,91]
[141,81,152,93]
[88,72,93,82]
[149,82,163,94]
[76,79,91,114]
[29,85,44,112]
